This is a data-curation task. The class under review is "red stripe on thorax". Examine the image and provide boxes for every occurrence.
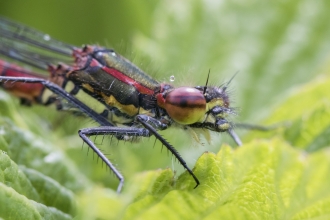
[89,58,155,95]
[102,66,155,95]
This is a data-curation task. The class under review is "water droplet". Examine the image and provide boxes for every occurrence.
[170,75,175,82]
[111,52,116,57]
[43,34,50,41]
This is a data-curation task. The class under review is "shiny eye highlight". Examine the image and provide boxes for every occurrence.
[158,87,206,124]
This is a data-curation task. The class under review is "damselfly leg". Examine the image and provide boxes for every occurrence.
[79,127,151,193]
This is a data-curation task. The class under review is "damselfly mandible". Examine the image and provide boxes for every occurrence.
[0,17,242,193]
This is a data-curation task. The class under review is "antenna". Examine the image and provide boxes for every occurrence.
[223,71,239,92]
[203,69,211,95]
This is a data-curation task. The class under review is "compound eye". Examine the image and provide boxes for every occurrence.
[163,87,206,125]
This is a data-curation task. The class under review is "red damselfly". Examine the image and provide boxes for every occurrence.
[0,17,243,193]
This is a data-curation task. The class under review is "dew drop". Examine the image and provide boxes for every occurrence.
[43,34,50,41]
[170,75,175,82]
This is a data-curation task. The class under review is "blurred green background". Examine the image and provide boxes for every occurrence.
[0,0,157,49]
[1,0,330,199]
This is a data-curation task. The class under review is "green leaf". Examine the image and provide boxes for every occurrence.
[0,152,74,220]
[0,113,89,192]
[19,166,76,215]
[127,140,330,219]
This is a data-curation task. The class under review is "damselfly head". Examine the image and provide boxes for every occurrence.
[156,81,235,130]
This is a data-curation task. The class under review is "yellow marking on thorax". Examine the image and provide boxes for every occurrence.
[82,83,95,93]
[102,93,139,116]
[138,107,154,116]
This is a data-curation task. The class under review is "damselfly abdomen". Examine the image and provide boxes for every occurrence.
[0,17,241,192]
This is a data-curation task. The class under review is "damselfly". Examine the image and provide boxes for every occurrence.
[0,17,242,193]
